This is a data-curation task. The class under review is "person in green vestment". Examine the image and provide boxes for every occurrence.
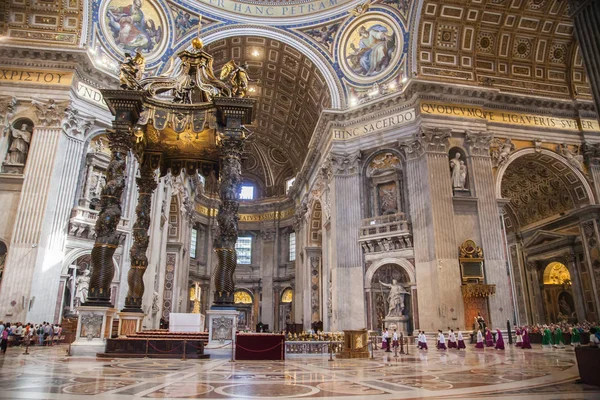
[570,326,581,347]
[553,326,565,348]
[542,325,553,349]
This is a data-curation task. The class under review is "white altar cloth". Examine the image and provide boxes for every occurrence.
[169,313,205,333]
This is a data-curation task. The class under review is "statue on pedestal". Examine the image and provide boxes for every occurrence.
[475,312,486,331]
[75,269,91,307]
[379,279,408,317]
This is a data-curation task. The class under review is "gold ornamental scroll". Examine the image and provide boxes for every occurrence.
[0,67,73,86]
[461,283,496,298]
[194,204,295,222]
[420,101,600,132]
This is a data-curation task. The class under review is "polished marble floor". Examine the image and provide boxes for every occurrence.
[0,344,597,399]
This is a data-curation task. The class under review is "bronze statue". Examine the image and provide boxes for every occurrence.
[119,51,145,90]
[220,60,250,98]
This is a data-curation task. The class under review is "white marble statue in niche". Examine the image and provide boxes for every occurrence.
[3,123,32,173]
[450,152,468,191]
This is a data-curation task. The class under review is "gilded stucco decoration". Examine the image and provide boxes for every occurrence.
[0,0,83,46]
[543,262,571,285]
[417,0,592,99]
[234,290,253,304]
[281,288,293,303]
[500,152,591,228]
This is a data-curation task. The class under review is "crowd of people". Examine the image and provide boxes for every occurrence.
[408,322,600,352]
[0,321,64,354]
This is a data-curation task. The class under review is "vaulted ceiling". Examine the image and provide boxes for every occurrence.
[501,152,591,230]
[206,36,332,194]
[417,0,592,100]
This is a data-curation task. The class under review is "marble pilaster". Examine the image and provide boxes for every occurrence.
[402,127,465,331]
[565,252,587,323]
[0,100,92,322]
[583,142,600,201]
[579,219,600,317]
[328,151,365,331]
[466,131,513,328]
[260,228,276,328]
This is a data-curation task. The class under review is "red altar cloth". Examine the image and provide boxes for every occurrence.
[235,333,285,360]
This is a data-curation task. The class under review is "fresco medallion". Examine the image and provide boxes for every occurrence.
[339,13,403,83]
[101,0,167,60]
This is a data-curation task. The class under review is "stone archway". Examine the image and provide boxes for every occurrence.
[498,148,596,324]
[365,261,415,332]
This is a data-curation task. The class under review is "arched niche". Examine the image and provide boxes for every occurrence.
[278,286,293,333]
[543,262,571,285]
[540,261,577,323]
[234,288,255,330]
[364,150,405,218]
[365,260,415,331]
[2,118,34,174]
[448,146,469,194]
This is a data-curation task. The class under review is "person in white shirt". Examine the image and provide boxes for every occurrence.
[448,328,457,349]
[437,330,447,350]
[457,329,466,350]
[475,329,484,349]
[382,329,391,352]
[421,331,428,350]
[392,329,399,351]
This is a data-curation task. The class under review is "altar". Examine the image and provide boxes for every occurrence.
[169,313,205,333]
[235,333,285,360]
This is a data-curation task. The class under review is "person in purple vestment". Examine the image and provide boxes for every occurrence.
[495,329,505,350]
[521,328,532,349]
[485,328,494,347]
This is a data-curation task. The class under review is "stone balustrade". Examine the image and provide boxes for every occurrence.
[359,213,412,254]
[68,206,130,238]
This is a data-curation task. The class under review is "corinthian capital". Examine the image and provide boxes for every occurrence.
[328,151,361,175]
[63,107,95,138]
[582,142,600,167]
[466,130,494,157]
[417,126,451,154]
[399,138,424,161]
[32,98,68,127]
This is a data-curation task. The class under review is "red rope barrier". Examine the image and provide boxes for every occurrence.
[235,342,283,353]
[147,341,183,353]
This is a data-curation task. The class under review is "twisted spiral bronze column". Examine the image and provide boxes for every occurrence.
[122,158,157,312]
[85,128,132,307]
[212,135,244,306]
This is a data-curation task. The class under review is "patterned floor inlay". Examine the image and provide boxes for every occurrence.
[0,345,597,399]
